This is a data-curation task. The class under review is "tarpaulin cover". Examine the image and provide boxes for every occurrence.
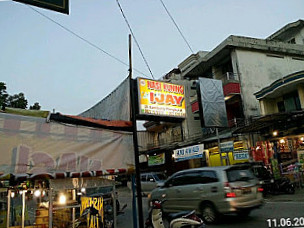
[0,112,135,175]
[80,77,131,121]
[199,78,228,127]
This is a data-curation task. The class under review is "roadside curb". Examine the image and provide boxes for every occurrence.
[264,187,304,202]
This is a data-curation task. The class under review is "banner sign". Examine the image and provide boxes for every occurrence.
[148,153,165,166]
[297,150,304,169]
[198,78,228,127]
[271,158,281,180]
[220,141,234,152]
[0,113,135,174]
[174,144,204,162]
[80,197,103,228]
[137,78,185,118]
[233,150,249,160]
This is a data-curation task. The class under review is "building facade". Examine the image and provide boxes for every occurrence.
[139,19,304,173]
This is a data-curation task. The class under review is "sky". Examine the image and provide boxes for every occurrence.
[0,0,303,115]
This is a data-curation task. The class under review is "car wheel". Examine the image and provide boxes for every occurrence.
[200,203,218,224]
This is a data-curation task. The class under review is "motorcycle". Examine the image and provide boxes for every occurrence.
[104,202,127,228]
[270,177,295,195]
[145,200,205,228]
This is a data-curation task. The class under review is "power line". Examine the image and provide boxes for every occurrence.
[27,5,149,77]
[116,0,155,79]
[159,0,194,54]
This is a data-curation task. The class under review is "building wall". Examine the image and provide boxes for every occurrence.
[169,79,203,141]
[234,49,304,117]
[295,27,304,44]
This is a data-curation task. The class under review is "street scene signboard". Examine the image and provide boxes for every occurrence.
[233,150,250,160]
[220,141,234,152]
[13,0,69,14]
[174,144,204,162]
[148,153,165,166]
[137,78,186,119]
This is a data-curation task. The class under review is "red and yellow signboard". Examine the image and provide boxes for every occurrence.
[137,78,186,118]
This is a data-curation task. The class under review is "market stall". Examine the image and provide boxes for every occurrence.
[0,110,135,228]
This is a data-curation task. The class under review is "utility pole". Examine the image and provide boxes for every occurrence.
[129,34,144,228]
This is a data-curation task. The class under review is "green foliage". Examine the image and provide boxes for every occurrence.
[7,92,28,109]
[0,82,8,109]
[30,102,41,110]
[0,82,41,110]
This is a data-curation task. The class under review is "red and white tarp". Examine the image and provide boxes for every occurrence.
[0,113,135,176]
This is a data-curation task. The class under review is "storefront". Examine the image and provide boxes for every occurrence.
[0,173,123,228]
[0,110,135,228]
[234,111,304,187]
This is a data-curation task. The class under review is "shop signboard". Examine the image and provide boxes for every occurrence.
[148,153,165,166]
[233,150,249,160]
[220,141,234,153]
[174,144,204,162]
[137,78,186,119]
[80,197,103,228]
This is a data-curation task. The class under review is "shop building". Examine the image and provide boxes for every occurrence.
[139,19,304,173]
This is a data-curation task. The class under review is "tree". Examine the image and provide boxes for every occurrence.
[0,82,8,109]
[30,102,41,110]
[7,93,28,109]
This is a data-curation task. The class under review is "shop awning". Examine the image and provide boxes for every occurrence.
[0,168,129,182]
[233,110,304,134]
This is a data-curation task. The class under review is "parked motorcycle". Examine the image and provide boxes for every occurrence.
[104,202,127,228]
[270,177,295,195]
[145,200,205,228]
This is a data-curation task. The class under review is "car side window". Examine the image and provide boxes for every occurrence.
[200,171,218,183]
[147,174,155,182]
[141,175,146,182]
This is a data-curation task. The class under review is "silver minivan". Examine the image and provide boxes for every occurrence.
[148,166,264,224]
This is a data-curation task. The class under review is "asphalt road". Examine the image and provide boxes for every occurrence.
[207,201,304,228]
[116,187,304,228]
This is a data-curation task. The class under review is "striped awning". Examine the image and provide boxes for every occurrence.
[0,168,130,183]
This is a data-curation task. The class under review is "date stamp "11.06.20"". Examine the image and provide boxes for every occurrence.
[267,217,304,228]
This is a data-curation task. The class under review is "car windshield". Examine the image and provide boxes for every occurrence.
[227,169,255,182]
[154,173,166,181]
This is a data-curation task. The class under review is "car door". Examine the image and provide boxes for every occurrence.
[165,170,221,212]
[170,171,220,211]
[159,173,184,212]
[140,174,148,192]
[145,174,157,192]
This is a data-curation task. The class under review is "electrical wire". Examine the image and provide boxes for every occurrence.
[159,0,194,54]
[116,0,155,79]
[27,5,149,77]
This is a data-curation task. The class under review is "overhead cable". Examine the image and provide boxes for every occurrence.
[116,0,155,79]
[159,0,194,54]
[27,5,149,77]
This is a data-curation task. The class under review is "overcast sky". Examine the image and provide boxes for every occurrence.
[0,0,303,115]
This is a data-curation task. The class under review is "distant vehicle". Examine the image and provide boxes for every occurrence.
[128,172,167,195]
[141,172,167,195]
[235,162,274,195]
[148,166,264,224]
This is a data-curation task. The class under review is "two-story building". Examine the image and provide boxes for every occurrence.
[139,19,304,173]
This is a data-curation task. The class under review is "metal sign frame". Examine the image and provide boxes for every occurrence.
[13,0,69,14]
